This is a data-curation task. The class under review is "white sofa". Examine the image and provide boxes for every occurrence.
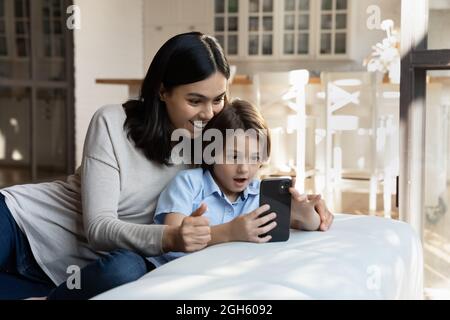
[95,214,423,300]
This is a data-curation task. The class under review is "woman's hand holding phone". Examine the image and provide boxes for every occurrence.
[229,204,277,243]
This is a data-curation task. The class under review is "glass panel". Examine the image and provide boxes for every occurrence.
[0,86,31,187]
[228,34,238,55]
[285,0,295,11]
[321,0,332,10]
[321,14,332,30]
[263,16,273,31]
[215,0,224,13]
[263,0,273,12]
[249,16,259,31]
[299,0,309,10]
[228,0,238,13]
[52,0,61,17]
[335,32,346,54]
[298,14,309,30]
[284,33,294,54]
[43,19,50,34]
[44,36,51,56]
[215,17,224,32]
[53,20,62,35]
[228,16,238,31]
[262,34,272,55]
[14,0,24,17]
[336,13,347,29]
[297,33,309,54]
[336,0,347,10]
[53,35,65,57]
[16,21,25,34]
[215,34,224,49]
[284,15,294,30]
[320,33,331,54]
[37,0,66,80]
[35,88,67,180]
[42,0,50,17]
[248,34,259,55]
[16,37,28,57]
[0,36,6,55]
[249,0,259,13]
[0,0,31,79]
[424,70,450,296]
[428,6,450,50]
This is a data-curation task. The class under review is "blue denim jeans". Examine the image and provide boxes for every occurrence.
[0,193,55,299]
[0,193,155,300]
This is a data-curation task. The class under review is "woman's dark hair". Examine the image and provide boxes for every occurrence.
[123,32,230,165]
[201,99,271,172]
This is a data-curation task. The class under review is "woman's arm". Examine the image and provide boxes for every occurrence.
[81,108,173,256]
[288,187,333,231]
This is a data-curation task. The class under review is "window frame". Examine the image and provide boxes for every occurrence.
[399,0,450,240]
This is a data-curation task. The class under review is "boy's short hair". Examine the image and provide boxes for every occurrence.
[201,99,271,171]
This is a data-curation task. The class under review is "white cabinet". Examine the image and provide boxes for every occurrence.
[143,0,213,68]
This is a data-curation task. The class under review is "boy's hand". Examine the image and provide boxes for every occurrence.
[230,204,277,243]
[176,203,211,252]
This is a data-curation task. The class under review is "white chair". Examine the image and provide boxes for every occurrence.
[321,71,396,215]
[253,70,311,193]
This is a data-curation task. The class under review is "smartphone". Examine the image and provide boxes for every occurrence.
[259,177,292,242]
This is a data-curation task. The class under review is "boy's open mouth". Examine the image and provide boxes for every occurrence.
[233,178,247,184]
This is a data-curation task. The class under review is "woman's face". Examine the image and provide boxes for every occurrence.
[162,72,228,136]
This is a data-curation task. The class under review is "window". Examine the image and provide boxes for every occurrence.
[214,0,239,56]
[214,0,349,60]
[283,0,311,56]
[318,0,348,55]
[14,0,30,58]
[41,0,65,58]
[0,0,74,186]
[247,0,274,56]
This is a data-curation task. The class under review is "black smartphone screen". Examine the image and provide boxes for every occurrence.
[259,177,292,242]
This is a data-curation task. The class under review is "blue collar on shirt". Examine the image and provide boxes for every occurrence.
[202,169,259,202]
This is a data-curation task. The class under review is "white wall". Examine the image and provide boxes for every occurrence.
[73,0,144,167]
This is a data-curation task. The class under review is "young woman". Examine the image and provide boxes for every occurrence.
[0,32,333,300]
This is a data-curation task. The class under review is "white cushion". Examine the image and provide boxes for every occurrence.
[94,214,423,300]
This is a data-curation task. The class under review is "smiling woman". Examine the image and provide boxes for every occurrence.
[0,32,232,300]
[160,72,228,136]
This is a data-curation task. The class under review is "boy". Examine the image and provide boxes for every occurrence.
[149,99,320,267]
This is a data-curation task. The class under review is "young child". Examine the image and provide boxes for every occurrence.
[148,99,320,267]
